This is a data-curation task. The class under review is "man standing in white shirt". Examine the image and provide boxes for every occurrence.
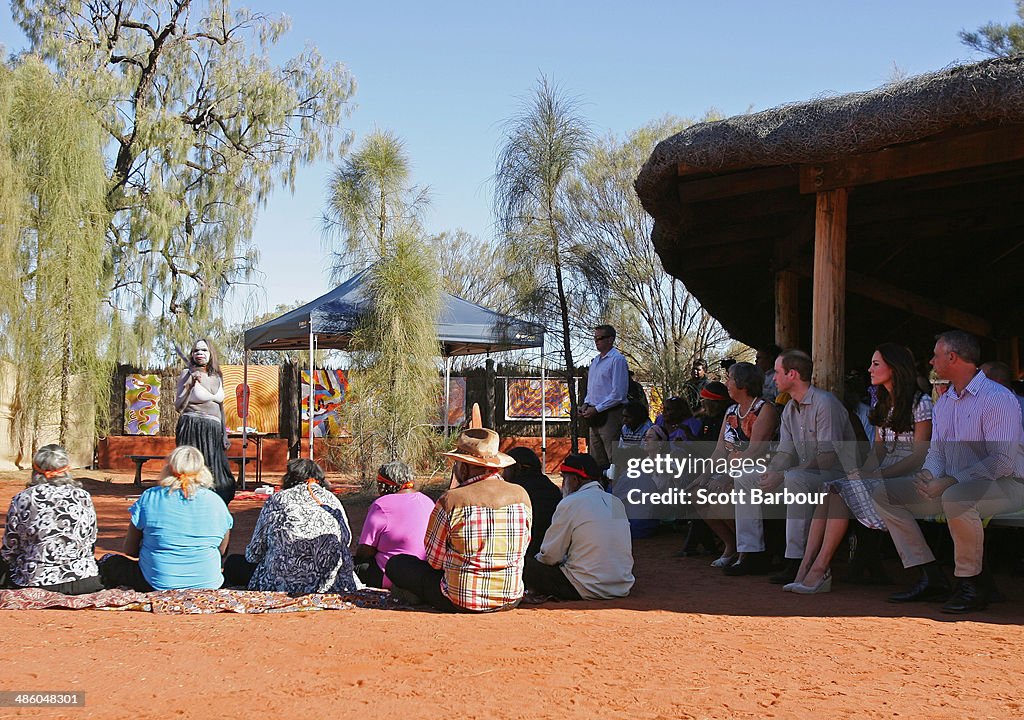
[579,325,629,470]
[524,454,634,600]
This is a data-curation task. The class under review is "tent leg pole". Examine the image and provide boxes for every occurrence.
[241,351,249,490]
[309,327,315,460]
[541,344,547,472]
[444,356,451,436]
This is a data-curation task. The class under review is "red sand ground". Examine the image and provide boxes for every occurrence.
[0,469,1023,720]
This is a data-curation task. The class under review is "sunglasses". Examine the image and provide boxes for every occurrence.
[593,335,612,342]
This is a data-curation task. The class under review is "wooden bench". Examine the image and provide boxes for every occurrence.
[127,454,253,488]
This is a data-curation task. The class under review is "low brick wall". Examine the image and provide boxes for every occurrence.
[500,436,586,473]
[98,435,291,472]
[98,434,587,475]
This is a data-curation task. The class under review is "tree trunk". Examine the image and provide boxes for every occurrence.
[58,228,74,446]
[550,229,579,452]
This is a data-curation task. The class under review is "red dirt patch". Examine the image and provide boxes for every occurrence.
[0,470,1022,719]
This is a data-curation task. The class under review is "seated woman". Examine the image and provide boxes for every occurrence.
[503,447,562,558]
[1,445,102,595]
[100,446,233,591]
[654,396,701,442]
[786,343,932,594]
[608,424,672,540]
[689,362,779,570]
[224,458,359,594]
[354,460,435,589]
[618,401,654,446]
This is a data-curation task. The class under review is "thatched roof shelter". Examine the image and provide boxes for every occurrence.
[636,56,1024,391]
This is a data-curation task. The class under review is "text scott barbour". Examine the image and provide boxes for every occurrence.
[625,488,828,506]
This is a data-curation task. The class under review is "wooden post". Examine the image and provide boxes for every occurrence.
[774,270,799,350]
[1011,337,1021,380]
[485,358,496,430]
[998,337,1021,380]
[281,359,300,459]
[811,188,847,395]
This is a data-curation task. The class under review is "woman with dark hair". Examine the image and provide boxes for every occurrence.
[503,447,562,557]
[785,343,932,594]
[224,458,359,594]
[1,445,102,595]
[654,396,701,441]
[354,460,435,589]
[174,338,234,504]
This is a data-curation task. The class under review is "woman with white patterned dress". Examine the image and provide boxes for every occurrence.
[1,445,102,595]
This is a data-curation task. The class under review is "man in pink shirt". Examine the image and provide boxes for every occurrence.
[354,461,435,589]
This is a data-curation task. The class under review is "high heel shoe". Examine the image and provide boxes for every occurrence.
[791,570,832,594]
[711,554,738,569]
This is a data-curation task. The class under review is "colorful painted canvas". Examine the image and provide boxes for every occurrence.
[221,365,280,434]
[301,369,349,437]
[435,376,467,426]
[505,378,573,421]
[125,374,161,435]
[644,384,663,421]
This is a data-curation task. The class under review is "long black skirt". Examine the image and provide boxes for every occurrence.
[176,412,235,504]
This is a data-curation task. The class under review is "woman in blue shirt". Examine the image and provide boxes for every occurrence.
[100,446,232,591]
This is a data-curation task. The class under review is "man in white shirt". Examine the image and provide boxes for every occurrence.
[877,332,1024,613]
[524,454,634,600]
[579,325,629,470]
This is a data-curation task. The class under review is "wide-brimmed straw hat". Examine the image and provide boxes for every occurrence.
[443,428,515,469]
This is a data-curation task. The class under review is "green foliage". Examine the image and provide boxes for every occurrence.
[0,58,112,448]
[324,130,429,274]
[494,75,593,446]
[428,229,511,311]
[568,114,730,397]
[345,231,442,476]
[959,1,1024,56]
[11,0,356,355]
[320,128,443,479]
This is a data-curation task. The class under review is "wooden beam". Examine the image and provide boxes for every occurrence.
[800,125,1024,194]
[774,270,799,350]
[677,165,799,202]
[998,337,1021,380]
[811,189,847,395]
[666,241,766,271]
[792,260,993,338]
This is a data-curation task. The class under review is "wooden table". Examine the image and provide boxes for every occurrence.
[230,432,268,489]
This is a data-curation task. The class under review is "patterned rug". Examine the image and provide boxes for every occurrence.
[0,587,402,614]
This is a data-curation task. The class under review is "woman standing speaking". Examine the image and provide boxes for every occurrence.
[174,338,234,504]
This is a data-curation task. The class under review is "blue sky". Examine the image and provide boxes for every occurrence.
[0,1,1014,323]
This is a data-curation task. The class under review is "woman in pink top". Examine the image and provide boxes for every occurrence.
[355,460,436,589]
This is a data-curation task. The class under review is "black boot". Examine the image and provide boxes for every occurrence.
[676,520,717,557]
[845,526,892,585]
[941,575,989,613]
[769,558,801,585]
[888,562,951,603]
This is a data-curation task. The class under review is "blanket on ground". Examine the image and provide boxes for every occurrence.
[0,587,400,614]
